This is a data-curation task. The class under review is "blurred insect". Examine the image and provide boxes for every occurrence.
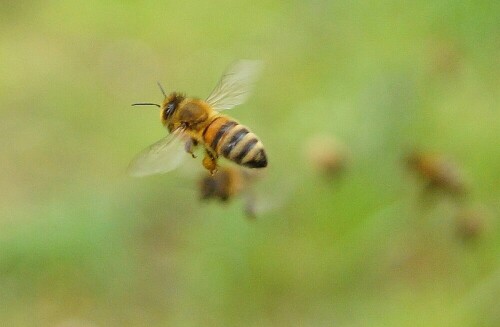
[426,38,462,77]
[405,151,467,197]
[305,135,348,179]
[454,207,490,242]
[129,60,267,177]
[198,166,263,218]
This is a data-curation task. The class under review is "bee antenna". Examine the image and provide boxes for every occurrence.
[131,103,161,108]
[157,81,167,98]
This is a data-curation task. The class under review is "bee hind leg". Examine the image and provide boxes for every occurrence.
[202,151,218,176]
[184,138,198,158]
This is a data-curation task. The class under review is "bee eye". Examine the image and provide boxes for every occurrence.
[164,102,176,118]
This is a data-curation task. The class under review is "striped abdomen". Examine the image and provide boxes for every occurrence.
[202,116,267,168]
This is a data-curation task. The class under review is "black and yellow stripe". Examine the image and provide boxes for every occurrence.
[203,116,267,168]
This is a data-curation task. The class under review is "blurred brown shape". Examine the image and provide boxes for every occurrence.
[198,166,262,218]
[306,135,348,179]
[200,166,242,201]
[426,38,463,77]
[455,207,491,242]
[405,151,468,197]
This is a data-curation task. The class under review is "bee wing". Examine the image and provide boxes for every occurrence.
[243,175,297,218]
[128,128,188,177]
[206,60,263,111]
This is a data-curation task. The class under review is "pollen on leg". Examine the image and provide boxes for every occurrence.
[202,153,218,175]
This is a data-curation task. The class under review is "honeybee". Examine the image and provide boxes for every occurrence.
[305,135,348,179]
[405,151,467,196]
[454,207,489,242]
[129,60,267,176]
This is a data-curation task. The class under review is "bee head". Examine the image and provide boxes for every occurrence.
[131,82,185,129]
[161,92,185,124]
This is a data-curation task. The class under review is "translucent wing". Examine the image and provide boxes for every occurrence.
[128,128,188,177]
[206,60,263,111]
[244,174,297,218]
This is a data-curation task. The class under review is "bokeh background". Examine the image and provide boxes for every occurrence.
[1,1,499,326]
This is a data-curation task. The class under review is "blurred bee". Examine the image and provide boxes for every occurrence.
[405,151,467,196]
[305,135,348,179]
[129,60,267,176]
[426,38,462,77]
[454,207,490,242]
[198,166,261,218]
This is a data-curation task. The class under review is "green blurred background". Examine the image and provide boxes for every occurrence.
[1,1,499,326]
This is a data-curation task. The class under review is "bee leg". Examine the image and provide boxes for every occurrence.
[202,151,218,176]
[185,138,198,158]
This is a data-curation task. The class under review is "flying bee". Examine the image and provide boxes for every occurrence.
[405,151,467,196]
[305,135,348,180]
[454,207,489,242]
[129,60,267,176]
